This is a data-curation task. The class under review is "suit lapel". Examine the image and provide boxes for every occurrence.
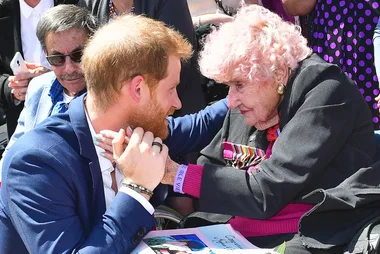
[68,95,106,222]
[33,86,53,128]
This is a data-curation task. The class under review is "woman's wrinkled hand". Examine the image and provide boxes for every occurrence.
[95,128,132,161]
[112,127,168,191]
[161,156,180,186]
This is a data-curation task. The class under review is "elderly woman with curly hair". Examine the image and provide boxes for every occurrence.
[155,5,379,253]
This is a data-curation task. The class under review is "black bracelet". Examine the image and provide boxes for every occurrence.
[122,182,154,197]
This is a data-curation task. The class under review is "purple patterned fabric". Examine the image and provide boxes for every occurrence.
[308,0,380,128]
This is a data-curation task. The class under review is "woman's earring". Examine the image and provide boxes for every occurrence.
[277,84,286,95]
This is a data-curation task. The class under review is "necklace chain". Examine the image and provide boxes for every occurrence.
[109,0,135,19]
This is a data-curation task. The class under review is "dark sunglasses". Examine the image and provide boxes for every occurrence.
[46,49,83,67]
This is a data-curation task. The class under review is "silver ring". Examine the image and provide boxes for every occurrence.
[151,141,163,152]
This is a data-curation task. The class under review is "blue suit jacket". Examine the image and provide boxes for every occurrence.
[3,71,57,158]
[0,94,155,253]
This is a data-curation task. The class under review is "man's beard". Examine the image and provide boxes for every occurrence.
[127,98,175,140]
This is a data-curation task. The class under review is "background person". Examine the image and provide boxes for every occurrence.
[374,17,380,140]
[283,0,380,129]
[375,17,380,82]
[0,4,97,164]
[192,0,296,29]
[0,0,76,141]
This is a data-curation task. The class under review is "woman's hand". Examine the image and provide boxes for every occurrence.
[95,129,132,161]
[113,127,168,192]
[161,156,180,186]
[97,128,179,186]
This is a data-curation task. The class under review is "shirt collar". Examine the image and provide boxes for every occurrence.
[48,78,64,104]
[48,78,87,104]
[19,0,54,19]
[84,105,114,173]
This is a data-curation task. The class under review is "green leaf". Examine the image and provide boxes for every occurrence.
[274,241,286,254]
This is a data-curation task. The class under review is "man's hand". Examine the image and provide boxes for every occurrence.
[112,127,168,191]
[8,62,49,101]
[161,156,180,186]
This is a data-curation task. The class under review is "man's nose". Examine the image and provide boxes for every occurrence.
[63,56,77,74]
[173,91,182,110]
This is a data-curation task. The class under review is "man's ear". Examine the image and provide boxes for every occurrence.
[121,75,146,102]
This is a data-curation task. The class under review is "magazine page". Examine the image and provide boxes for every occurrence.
[131,224,276,254]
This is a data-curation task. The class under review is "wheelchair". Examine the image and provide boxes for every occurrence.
[154,205,183,230]
[345,218,380,254]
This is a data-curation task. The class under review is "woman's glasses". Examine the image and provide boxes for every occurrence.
[46,49,83,67]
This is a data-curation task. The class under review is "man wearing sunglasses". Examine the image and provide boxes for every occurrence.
[0,5,98,162]
[0,0,78,145]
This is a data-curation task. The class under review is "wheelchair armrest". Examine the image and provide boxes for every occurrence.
[370,224,380,252]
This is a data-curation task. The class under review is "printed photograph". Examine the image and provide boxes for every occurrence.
[144,234,217,254]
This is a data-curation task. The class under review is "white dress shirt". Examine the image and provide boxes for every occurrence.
[85,110,154,214]
[62,92,74,104]
[19,0,53,69]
